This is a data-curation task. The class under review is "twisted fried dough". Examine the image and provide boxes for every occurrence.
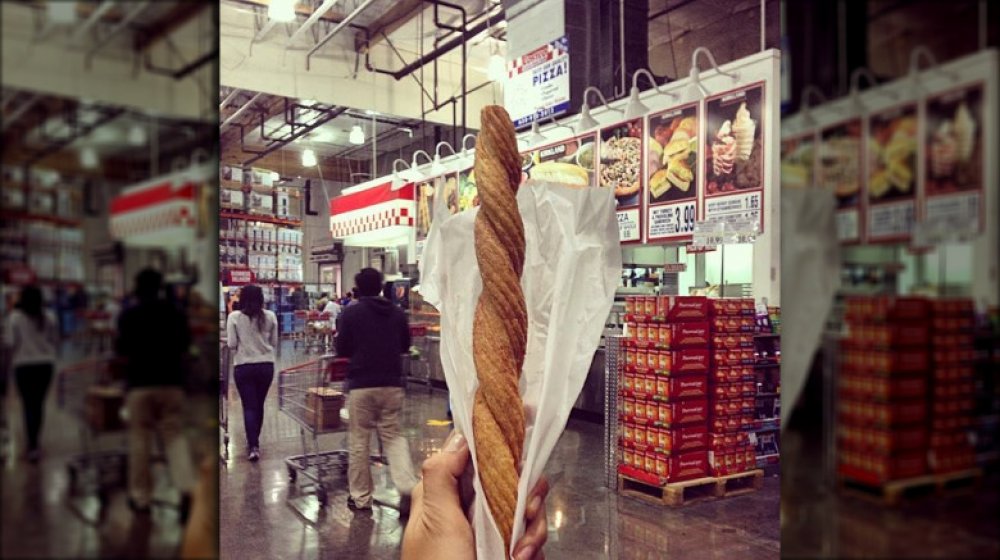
[472,106,527,553]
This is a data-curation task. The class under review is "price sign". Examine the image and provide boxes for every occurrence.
[836,210,860,243]
[703,190,763,232]
[618,208,641,243]
[648,201,696,241]
[868,200,915,242]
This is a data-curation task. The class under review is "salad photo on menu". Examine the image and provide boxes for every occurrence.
[599,120,643,207]
[705,84,763,195]
[648,105,698,203]
[926,85,982,196]
[456,167,480,212]
[868,106,917,203]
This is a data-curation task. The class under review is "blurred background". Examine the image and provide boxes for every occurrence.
[1,1,218,558]
[780,0,1000,558]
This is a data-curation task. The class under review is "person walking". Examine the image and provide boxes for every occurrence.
[115,269,196,517]
[225,284,277,462]
[336,268,418,512]
[2,286,58,463]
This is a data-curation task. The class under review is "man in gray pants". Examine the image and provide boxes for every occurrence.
[336,268,418,512]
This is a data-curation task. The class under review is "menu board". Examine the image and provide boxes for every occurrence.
[413,173,460,262]
[780,133,815,190]
[598,120,644,243]
[522,134,596,188]
[819,119,863,243]
[867,104,917,242]
[703,83,765,232]
[923,83,983,233]
[647,103,699,241]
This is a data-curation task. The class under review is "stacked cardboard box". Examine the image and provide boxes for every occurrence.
[618,296,711,484]
[838,296,930,485]
[707,298,757,476]
[928,299,977,474]
[305,387,345,431]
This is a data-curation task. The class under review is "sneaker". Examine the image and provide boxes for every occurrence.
[347,497,371,511]
[248,448,260,462]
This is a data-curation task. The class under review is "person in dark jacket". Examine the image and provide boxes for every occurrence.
[336,268,417,511]
[115,268,195,517]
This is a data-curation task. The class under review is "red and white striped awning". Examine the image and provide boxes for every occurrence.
[330,181,415,246]
[109,168,204,247]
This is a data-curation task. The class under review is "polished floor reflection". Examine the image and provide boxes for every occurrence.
[781,426,1000,559]
[220,342,780,560]
[1,348,215,559]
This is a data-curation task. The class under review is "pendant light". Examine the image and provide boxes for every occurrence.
[269,0,296,22]
[301,148,317,167]
[349,124,365,145]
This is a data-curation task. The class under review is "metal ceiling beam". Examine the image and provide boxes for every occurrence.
[220,88,242,110]
[242,106,348,166]
[254,18,279,43]
[73,0,117,42]
[135,2,209,51]
[23,108,125,167]
[306,0,380,70]
[0,95,40,133]
[221,92,265,129]
[84,2,151,67]
[287,0,341,47]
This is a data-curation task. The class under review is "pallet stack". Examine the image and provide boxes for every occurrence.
[618,295,711,485]
[928,299,977,474]
[707,298,758,477]
[838,296,931,485]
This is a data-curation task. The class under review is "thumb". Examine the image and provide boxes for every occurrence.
[420,431,470,508]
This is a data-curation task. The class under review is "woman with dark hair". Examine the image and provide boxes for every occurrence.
[225,284,278,461]
[2,285,58,462]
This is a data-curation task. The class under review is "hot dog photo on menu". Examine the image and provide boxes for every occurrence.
[705,84,763,196]
[522,134,596,188]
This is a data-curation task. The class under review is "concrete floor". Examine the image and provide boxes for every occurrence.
[781,424,1000,559]
[220,343,781,560]
[0,344,216,559]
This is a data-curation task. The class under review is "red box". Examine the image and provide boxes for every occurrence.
[931,380,974,399]
[670,348,711,373]
[932,348,976,365]
[933,365,975,382]
[655,374,708,401]
[708,415,742,433]
[928,446,976,474]
[930,298,974,317]
[838,450,927,484]
[708,298,755,316]
[713,348,755,367]
[839,399,926,426]
[712,334,754,349]
[840,349,929,374]
[931,333,975,348]
[844,296,931,324]
[932,315,975,332]
[663,322,711,348]
[838,374,926,400]
[712,316,756,334]
[667,451,710,482]
[931,398,974,418]
[656,296,709,322]
[659,399,708,426]
[837,424,927,453]
[657,425,708,453]
[844,324,929,348]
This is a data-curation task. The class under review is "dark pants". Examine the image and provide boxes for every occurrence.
[15,364,54,452]
[233,362,274,449]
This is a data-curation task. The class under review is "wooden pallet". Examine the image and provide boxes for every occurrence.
[838,468,982,506]
[618,469,764,507]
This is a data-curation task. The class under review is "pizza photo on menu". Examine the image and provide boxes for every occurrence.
[925,84,982,196]
[705,84,763,195]
[648,105,698,204]
[819,120,862,209]
[599,120,643,207]
[868,106,917,203]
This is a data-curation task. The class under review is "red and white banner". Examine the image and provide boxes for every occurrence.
[330,181,415,240]
[109,168,206,246]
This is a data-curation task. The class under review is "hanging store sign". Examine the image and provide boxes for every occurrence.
[4,264,36,286]
[330,180,415,245]
[819,119,864,243]
[109,167,208,247]
[866,103,918,243]
[225,268,256,285]
[505,36,571,128]
[647,103,699,242]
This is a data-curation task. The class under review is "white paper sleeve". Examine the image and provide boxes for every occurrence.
[420,181,621,559]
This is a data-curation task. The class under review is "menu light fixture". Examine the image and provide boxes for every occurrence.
[268,0,296,22]
[800,85,827,128]
[349,124,365,145]
[391,158,412,188]
[908,46,960,91]
[624,69,678,120]
[80,146,99,169]
[432,142,457,174]
[687,47,739,100]
[460,133,477,163]
[409,150,433,181]
[528,121,547,145]
[848,68,900,113]
[574,86,620,135]
[301,148,317,167]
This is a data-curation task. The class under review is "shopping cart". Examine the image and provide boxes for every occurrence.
[57,357,128,522]
[405,323,434,393]
[220,340,231,462]
[302,311,334,355]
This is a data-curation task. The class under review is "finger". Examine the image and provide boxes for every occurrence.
[420,431,469,506]
[525,477,550,520]
[513,497,548,560]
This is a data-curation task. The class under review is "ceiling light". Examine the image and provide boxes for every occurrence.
[302,148,317,167]
[364,109,377,115]
[47,2,77,24]
[80,147,99,169]
[300,98,316,106]
[488,53,506,82]
[127,124,147,146]
[269,0,296,22]
[349,125,365,145]
[528,121,547,145]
